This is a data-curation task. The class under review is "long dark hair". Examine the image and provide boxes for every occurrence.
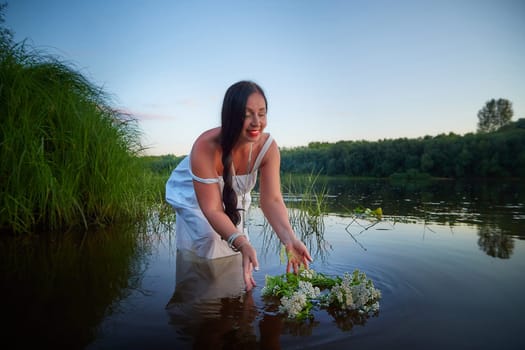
[220,80,267,226]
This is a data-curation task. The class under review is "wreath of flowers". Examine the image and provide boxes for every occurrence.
[261,268,381,321]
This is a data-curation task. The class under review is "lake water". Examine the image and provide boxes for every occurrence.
[2,179,524,349]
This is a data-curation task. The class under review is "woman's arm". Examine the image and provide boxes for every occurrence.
[190,132,259,290]
[259,141,312,271]
[190,132,236,237]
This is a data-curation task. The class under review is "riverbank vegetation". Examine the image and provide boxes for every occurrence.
[279,120,525,178]
[0,13,160,234]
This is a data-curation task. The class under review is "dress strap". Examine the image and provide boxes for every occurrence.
[191,171,220,184]
[188,154,220,184]
[251,134,274,172]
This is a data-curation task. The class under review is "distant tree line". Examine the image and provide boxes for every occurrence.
[280,119,525,178]
[141,154,185,175]
[145,119,525,179]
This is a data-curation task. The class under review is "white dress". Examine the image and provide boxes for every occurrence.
[166,134,274,259]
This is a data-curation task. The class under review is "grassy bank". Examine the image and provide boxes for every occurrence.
[0,40,160,234]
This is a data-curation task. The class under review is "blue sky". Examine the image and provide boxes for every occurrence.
[5,0,525,156]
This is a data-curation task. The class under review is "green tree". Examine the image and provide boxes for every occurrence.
[477,98,513,133]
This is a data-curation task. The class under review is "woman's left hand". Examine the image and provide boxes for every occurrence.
[285,239,313,274]
[239,241,259,292]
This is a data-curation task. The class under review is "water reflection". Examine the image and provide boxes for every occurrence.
[261,294,379,336]
[2,178,524,349]
[301,178,525,258]
[0,224,151,349]
[166,251,282,348]
[477,225,515,258]
[165,249,381,349]
[321,178,524,232]
[327,308,375,332]
[165,251,258,348]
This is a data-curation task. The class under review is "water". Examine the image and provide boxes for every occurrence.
[2,179,524,349]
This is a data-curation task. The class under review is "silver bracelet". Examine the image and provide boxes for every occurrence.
[227,232,245,251]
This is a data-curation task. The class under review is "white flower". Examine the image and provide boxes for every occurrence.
[298,280,320,299]
[330,283,354,307]
[372,288,382,300]
[299,268,315,280]
[279,292,308,318]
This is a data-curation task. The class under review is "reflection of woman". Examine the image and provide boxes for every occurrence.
[166,80,311,291]
[166,250,245,306]
[165,251,258,348]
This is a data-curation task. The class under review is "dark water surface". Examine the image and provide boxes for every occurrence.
[2,179,524,349]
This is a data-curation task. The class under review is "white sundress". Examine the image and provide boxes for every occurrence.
[165,134,274,259]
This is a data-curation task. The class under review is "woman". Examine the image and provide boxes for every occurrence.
[166,80,312,291]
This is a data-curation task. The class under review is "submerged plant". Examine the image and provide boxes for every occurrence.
[343,206,394,251]
[262,268,381,321]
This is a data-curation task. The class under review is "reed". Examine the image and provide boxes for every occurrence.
[282,172,328,237]
[259,171,330,259]
[0,43,158,234]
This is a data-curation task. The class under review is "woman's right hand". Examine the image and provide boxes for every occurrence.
[238,240,259,291]
[285,238,312,274]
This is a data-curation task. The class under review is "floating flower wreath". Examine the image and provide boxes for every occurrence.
[261,268,381,321]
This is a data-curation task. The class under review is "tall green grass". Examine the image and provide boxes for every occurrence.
[0,42,158,234]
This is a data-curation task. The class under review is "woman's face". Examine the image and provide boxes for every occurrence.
[241,92,267,143]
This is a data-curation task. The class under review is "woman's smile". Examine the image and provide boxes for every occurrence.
[247,129,260,138]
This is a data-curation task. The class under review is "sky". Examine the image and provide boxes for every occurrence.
[5,0,525,156]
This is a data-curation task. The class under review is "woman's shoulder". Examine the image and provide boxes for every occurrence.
[190,127,222,177]
[196,127,221,142]
[262,132,274,145]
[260,132,278,151]
[192,127,221,152]
[256,133,280,167]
